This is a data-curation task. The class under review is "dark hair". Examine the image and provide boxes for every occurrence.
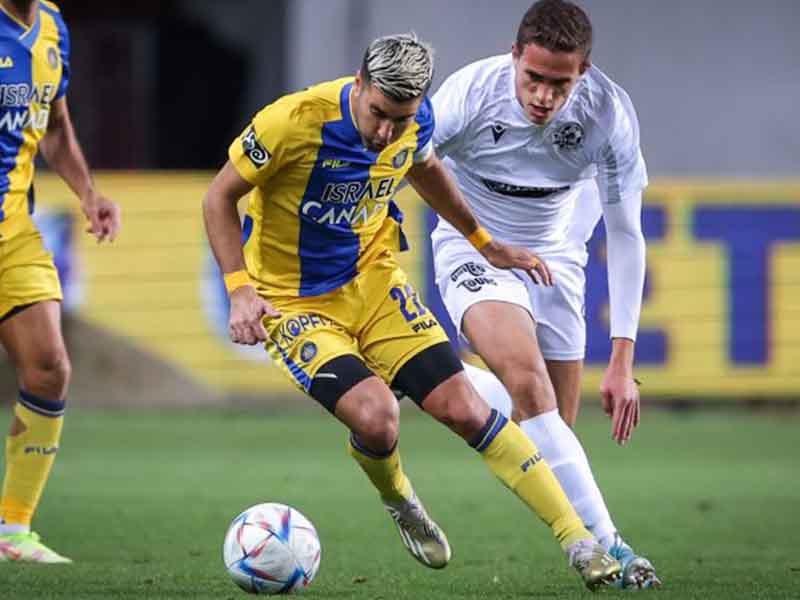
[516,0,593,58]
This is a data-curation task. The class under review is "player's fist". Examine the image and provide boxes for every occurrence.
[80,189,121,243]
[228,286,281,346]
[480,240,553,286]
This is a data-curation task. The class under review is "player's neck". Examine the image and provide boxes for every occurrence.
[347,87,367,149]
[1,0,37,27]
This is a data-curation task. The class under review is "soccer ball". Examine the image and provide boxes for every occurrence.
[223,503,321,595]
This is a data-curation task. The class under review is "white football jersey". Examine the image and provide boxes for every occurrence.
[431,53,647,258]
[431,53,648,341]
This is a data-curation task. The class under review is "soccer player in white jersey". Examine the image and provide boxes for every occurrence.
[430,0,660,589]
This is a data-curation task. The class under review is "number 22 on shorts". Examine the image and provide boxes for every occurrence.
[390,285,427,322]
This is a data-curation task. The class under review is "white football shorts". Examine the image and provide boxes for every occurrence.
[432,233,587,361]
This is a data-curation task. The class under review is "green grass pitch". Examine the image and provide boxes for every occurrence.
[1,406,798,599]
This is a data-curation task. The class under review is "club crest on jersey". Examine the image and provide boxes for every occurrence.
[551,121,584,150]
[242,125,271,167]
[47,47,58,69]
[392,149,409,169]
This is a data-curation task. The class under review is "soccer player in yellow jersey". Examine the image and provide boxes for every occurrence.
[0,0,121,563]
[204,33,620,589]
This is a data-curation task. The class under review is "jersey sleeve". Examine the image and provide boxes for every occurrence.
[228,101,296,188]
[52,9,70,99]
[594,89,647,205]
[430,68,474,159]
[601,191,646,340]
[595,87,648,340]
[412,96,435,163]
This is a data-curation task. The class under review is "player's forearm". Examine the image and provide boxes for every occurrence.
[606,228,645,338]
[406,156,481,237]
[603,193,646,341]
[40,119,94,200]
[203,191,247,275]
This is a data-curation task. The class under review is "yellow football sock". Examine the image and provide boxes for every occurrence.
[472,410,591,549]
[347,434,412,504]
[0,394,65,527]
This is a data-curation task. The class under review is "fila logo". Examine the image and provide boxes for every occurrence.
[24,445,58,455]
[491,123,506,143]
[0,57,13,68]
[520,452,542,472]
[321,159,351,169]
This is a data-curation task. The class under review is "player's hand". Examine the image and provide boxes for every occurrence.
[601,370,640,445]
[228,285,281,345]
[80,189,121,243]
[480,240,553,286]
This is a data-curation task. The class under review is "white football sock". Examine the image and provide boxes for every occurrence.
[463,362,618,547]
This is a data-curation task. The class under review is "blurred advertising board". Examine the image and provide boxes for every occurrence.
[34,173,800,399]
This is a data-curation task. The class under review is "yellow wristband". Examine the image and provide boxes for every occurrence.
[467,226,493,250]
[223,270,253,294]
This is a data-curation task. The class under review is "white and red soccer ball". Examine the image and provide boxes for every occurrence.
[223,503,321,595]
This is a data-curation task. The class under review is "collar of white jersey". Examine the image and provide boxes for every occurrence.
[504,53,586,131]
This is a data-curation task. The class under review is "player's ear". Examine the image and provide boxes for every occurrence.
[580,54,591,75]
[511,43,521,60]
[354,70,363,95]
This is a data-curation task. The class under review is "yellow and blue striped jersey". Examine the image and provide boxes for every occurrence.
[0,0,68,238]
[229,77,434,298]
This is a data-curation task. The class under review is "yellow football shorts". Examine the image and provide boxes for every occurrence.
[0,218,63,320]
[262,255,449,393]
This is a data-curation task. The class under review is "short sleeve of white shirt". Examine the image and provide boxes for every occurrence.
[431,67,476,159]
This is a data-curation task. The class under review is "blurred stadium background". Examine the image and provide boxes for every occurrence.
[1,1,799,598]
[9,0,797,406]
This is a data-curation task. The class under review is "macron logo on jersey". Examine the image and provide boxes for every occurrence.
[491,123,506,143]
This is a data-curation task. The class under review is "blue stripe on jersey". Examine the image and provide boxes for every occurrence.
[0,39,33,221]
[0,9,25,37]
[18,11,41,51]
[413,96,434,156]
[40,3,69,98]
[387,199,409,251]
[241,214,253,244]
[297,82,379,297]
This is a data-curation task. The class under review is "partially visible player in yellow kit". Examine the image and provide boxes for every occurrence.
[204,33,620,589]
[0,0,120,563]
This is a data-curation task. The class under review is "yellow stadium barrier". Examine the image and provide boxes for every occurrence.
[34,173,800,400]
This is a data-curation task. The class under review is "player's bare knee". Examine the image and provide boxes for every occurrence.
[503,369,555,420]
[424,382,487,440]
[447,402,487,440]
[20,348,71,401]
[351,398,399,452]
